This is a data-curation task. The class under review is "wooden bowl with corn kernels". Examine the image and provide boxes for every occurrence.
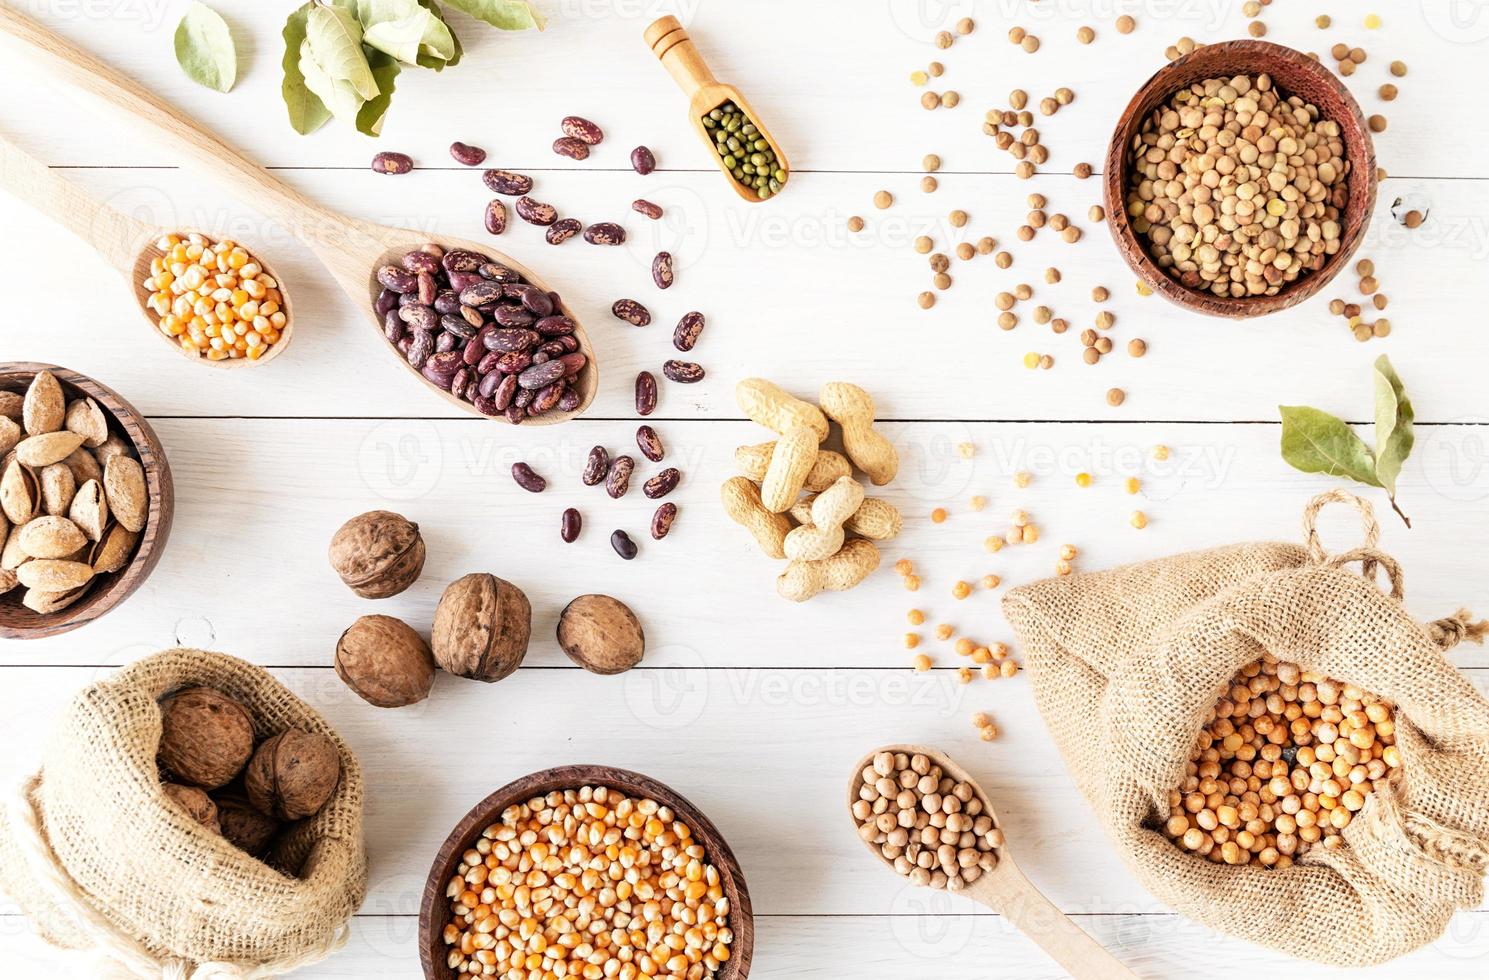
[419,765,754,980]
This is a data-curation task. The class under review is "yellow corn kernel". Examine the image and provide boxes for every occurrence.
[1125,476,1141,494]
[1075,472,1092,487]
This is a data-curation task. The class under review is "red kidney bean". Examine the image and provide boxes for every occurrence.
[583,446,609,486]
[612,299,651,326]
[511,285,554,316]
[473,395,500,416]
[546,218,582,244]
[636,425,664,462]
[584,222,626,245]
[504,403,525,424]
[480,262,520,283]
[561,508,582,542]
[422,351,462,388]
[483,169,533,195]
[383,310,404,342]
[494,374,519,410]
[632,199,663,219]
[530,381,566,414]
[650,502,677,540]
[644,468,680,499]
[493,350,533,374]
[459,281,504,306]
[562,116,605,145]
[459,305,484,329]
[515,197,558,225]
[399,304,437,331]
[492,305,537,327]
[610,529,638,560]
[673,311,705,352]
[557,352,588,377]
[443,249,483,272]
[518,360,566,390]
[552,136,591,160]
[606,456,634,499]
[450,141,487,166]
[535,315,576,336]
[371,151,413,175]
[652,252,674,289]
[377,265,417,293]
[435,331,459,354]
[402,250,440,275]
[558,388,582,412]
[407,330,434,368]
[484,199,508,235]
[376,288,399,316]
[485,328,538,352]
[441,314,475,338]
[512,462,546,493]
[635,371,658,416]
[663,360,705,383]
[418,271,437,304]
[631,146,656,175]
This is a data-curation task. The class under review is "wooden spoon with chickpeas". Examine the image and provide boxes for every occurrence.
[0,132,292,367]
[850,744,1141,979]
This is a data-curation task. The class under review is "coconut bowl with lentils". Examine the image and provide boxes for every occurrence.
[1105,40,1376,317]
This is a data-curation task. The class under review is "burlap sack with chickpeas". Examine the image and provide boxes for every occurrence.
[1002,491,1489,966]
[0,648,366,978]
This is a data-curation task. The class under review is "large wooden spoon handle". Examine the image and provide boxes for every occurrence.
[0,132,149,275]
[0,4,356,251]
[971,865,1140,979]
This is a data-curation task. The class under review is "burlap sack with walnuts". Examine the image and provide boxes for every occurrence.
[0,648,367,978]
[1002,491,1489,966]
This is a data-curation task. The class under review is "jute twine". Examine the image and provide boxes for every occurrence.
[0,650,366,977]
[1003,491,1489,966]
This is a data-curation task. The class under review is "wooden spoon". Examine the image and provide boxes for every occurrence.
[644,15,789,203]
[0,5,596,423]
[849,744,1141,980]
[0,132,293,368]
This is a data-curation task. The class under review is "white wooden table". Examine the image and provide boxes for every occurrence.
[2,2,1488,977]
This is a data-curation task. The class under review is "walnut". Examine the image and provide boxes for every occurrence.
[212,792,281,856]
[161,782,221,835]
[328,510,426,598]
[432,573,531,682]
[244,729,342,821]
[335,614,436,708]
[557,595,646,674]
[158,687,256,789]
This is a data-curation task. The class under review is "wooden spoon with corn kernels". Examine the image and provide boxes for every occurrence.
[850,744,1142,980]
[0,5,596,422]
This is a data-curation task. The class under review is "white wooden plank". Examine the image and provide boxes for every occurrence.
[5,910,1489,979]
[5,418,1488,668]
[0,165,1482,423]
[0,1,1477,178]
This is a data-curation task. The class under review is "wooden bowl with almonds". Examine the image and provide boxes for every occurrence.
[1104,40,1377,318]
[419,764,754,979]
[0,362,173,639]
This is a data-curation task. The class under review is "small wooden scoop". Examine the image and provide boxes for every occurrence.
[0,131,293,368]
[850,744,1141,980]
[0,5,595,422]
[644,15,789,203]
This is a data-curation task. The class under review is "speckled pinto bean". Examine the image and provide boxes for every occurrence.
[583,446,609,486]
[633,199,663,220]
[450,142,487,166]
[663,360,704,383]
[652,252,674,289]
[484,200,508,235]
[562,116,605,145]
[546,218,582,245]
[611,299,651,327]
[606,456,635,499]
[635,372,658,416]
[631,146,656,175]
[483,170,533,195]
[371,151,412,175]
[552,137,590,160]
[651,502,677,539]
[644,468,680,499]
[512,462,546,493]
[584,222,626,245]
[672,312,705,352]
[561,507,582,542]
[516,197,558,226]
[636,425,664,462]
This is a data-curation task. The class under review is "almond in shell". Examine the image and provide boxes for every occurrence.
[22,371,64,436]
[17,431,86,468]
[64,398,109,448]
[22,585,86,614]
[16,558,93,592]
[0,391,21,421]
[69,480,108,542]
[63,446,102,486]
[1,458,38,525]
[91,522,138,574]
[40,463,76,516]
[18,516,87,559]
[0,566,17,596]
[2,527,28,570]
[104,455,147,533]
[0,417,19,456]
[93,433,134,469]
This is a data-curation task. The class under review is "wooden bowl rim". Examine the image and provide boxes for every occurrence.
[0,362,173,639]
[368,237,598,426]
[1103,38,1378,319]
[418,764,754,979]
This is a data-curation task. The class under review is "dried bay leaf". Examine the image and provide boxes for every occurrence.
[1279,406,1381,488]
[174,2,237,93]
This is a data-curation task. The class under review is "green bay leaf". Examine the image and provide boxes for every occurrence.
[1373,355,1415,495]
[174,2,237,93]
[307,3,380,100]
[442,0,545,31]
[299,38,367,127]
[357,47,402,136]
[419,0,462,69]
[282,2,332,135]
[1279,405,1382,488]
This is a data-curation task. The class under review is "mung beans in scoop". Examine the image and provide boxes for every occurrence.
[704,101,787,198]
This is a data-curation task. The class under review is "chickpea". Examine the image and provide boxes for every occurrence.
[984,535,1005,553]
[952,580,972,600]
[935,624,954,641]
[907,609,925,625]
[931,507,948,523]
[905,633,921,649]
